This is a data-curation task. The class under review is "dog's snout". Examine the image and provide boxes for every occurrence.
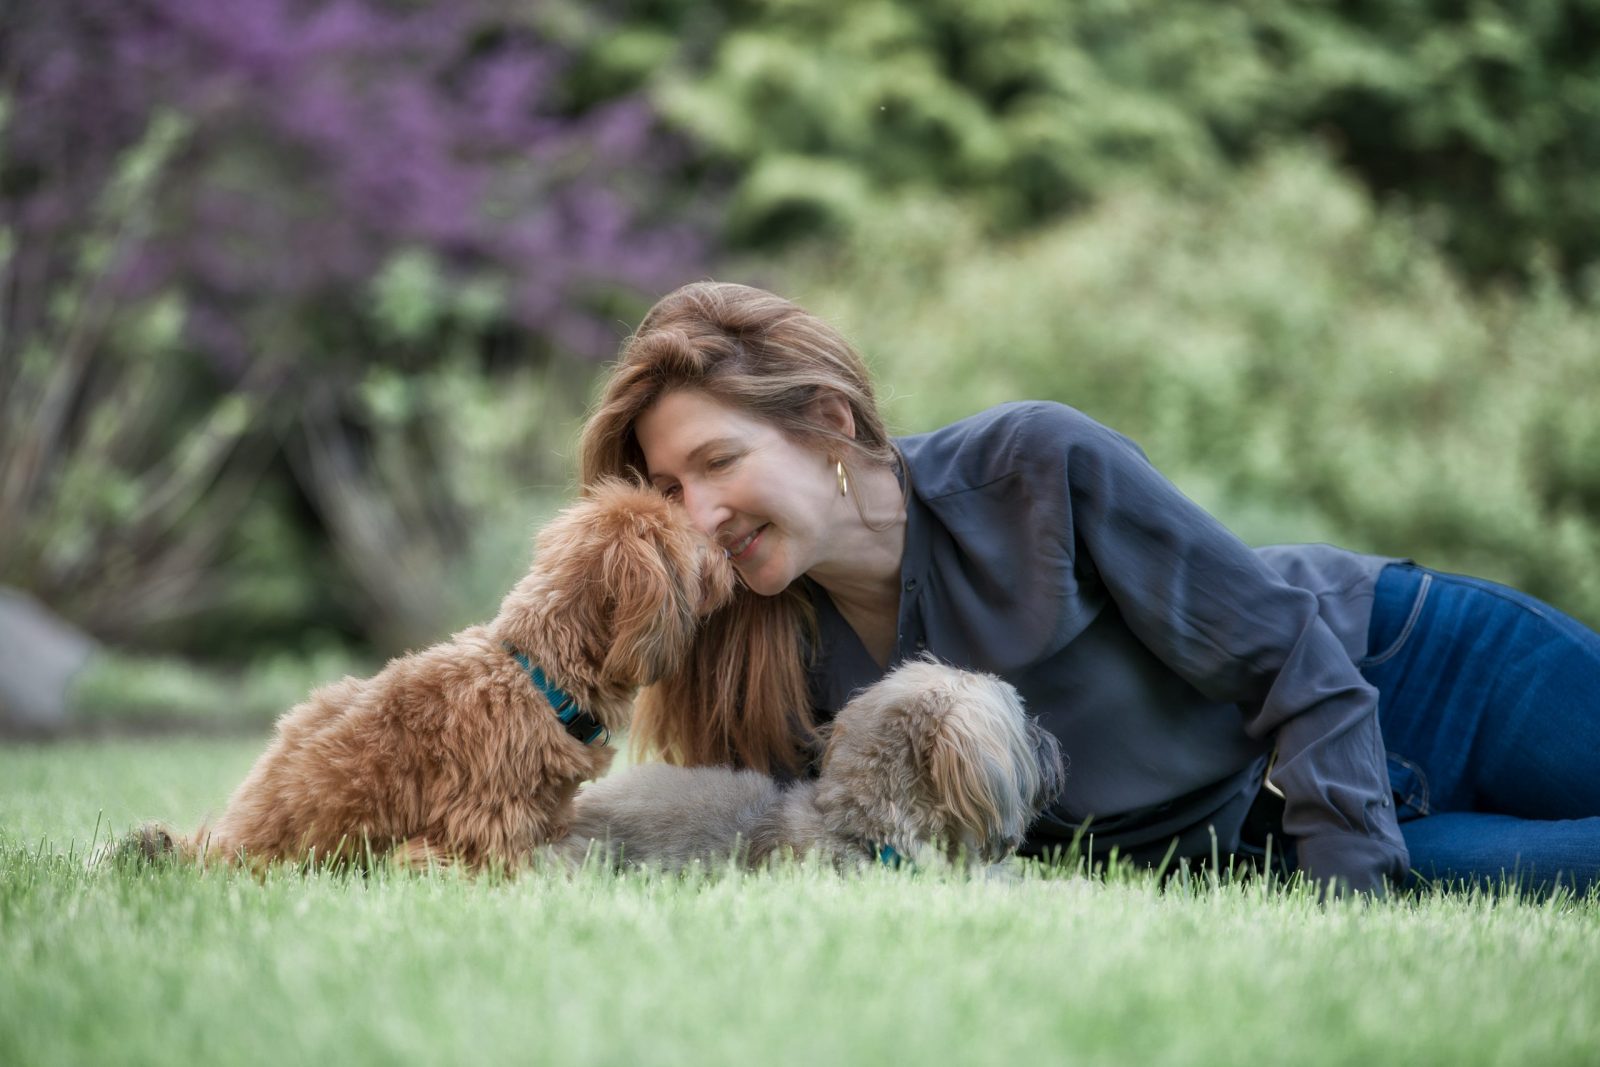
[1029,720,1067,810]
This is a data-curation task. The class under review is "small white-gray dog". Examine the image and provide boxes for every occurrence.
[554,659,1066,871]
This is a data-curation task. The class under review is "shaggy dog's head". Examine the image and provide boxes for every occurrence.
[815,659,1065,865]
[494,478,735,689]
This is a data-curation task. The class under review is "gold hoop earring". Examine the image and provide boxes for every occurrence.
[835,459,849,498]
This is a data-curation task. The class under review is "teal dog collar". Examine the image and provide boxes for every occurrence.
[502,643,608,746]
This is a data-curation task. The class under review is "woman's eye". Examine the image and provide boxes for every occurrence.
[660,484,682,501]
[707,455,736,471]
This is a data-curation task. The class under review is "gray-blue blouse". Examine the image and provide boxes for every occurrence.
[805,401,1409,892]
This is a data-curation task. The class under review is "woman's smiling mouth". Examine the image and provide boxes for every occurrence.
[726,525,767,563]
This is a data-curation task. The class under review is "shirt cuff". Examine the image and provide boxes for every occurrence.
[1295,830,1409,896]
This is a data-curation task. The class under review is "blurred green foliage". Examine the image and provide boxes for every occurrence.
[0,106,576,660]
[69,646,371,732]
[6,0,1600,713]
[2,2,689,669]
[0,111,276,646]
[646,0,1600,282]
[792,149,1600,626]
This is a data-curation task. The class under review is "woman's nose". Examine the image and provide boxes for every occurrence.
[680,484,729,539]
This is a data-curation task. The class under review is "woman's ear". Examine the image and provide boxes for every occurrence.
[810,391,856,439]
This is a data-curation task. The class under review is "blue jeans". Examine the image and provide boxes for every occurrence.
[1359,563,1600,893]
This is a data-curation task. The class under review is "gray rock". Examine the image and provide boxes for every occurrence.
[0,587,100,735]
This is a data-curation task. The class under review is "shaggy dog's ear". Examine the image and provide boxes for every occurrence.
[1028,718,1067,811]
[906,692,1032,860]
[808,719,838,769]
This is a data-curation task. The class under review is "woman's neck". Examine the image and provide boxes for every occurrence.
[807,462,907,666]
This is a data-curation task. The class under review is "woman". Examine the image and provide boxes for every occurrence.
[577,281,1600,895]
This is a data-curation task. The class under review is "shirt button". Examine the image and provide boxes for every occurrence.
[914,638,927,650]
[904,578,918,592]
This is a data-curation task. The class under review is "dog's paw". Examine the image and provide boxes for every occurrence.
[122,822,182,865]
[137,822,180,860]
[87,822,180,870]
[980,859,1024,883]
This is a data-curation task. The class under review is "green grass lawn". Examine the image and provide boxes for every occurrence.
[3,738,1598,1067]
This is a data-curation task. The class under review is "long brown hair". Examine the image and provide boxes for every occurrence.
[578,282,895,775]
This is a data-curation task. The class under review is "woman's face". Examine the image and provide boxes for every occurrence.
[633,389,846,596]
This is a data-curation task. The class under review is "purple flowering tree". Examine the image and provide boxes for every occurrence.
[1,0,706,653]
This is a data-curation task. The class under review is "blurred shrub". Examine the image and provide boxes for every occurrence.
[640,0,1600,282]
[1,1,703,656]
[790,149,1600,626]
[7,0,1596,673]
[0,110,284,647]
[69,645,369,731]
[6,0,697,356]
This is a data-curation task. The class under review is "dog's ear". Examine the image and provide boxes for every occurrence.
[598,519,694,684]
[907,693,1030,861]
[1027,718,1067,811]
[810,719,839,769]
[907,697,989,836]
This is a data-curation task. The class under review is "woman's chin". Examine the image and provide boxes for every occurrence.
[735,559,794,597]
[741,575,789,597]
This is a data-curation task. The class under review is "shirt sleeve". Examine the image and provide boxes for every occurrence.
[1028,404,1408,893]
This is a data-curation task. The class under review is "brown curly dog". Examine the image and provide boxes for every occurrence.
[129,479,734,872]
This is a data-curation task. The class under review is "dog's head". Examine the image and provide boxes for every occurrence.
[815,659,1065,865]
[495,478,735,688]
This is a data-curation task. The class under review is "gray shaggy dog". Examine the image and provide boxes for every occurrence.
[554,659,1066,871]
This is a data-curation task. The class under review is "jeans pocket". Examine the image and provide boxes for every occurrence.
[1360,571,1433,668]
[1386,752,1431,821]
